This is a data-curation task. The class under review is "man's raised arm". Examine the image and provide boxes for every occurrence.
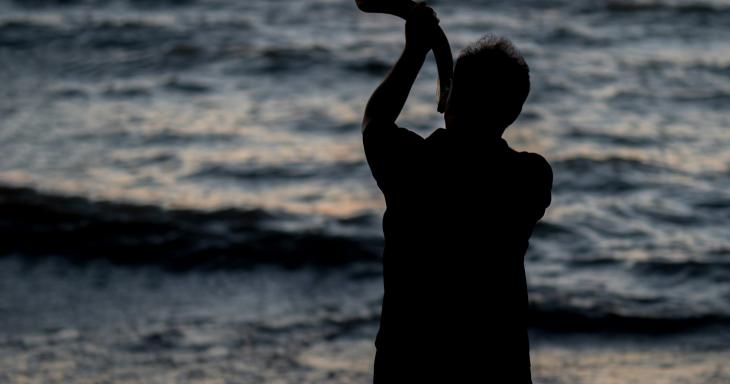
[362,4,440,132]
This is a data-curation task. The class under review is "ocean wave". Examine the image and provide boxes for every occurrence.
[49,86,89,99]
[553,156,662,173]
[163,78,212,94]
[343,59,392,75]
[631,259,730,279]
[604,0,730,14]
[102,85,152,98]
[251,46,333,74]
[0,19,64,49]
[532,221,577,237]
[8,0,88,7]
[528,306,730,333]
[564,257,730,282]
[51,77,212,101]
[216,298,730,335]
[538,25,612,46]
[551,156,662,193]
[0,16,389,78]
[565,130,656,147]
[0,185,382,269]
[694,198,730,211]
[0,17,184,49]
[9,0,197,8]
[187,161,367,182]
[239,297,730,334]
[64,131,242,149]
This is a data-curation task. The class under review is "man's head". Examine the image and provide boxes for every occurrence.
[444,35,530,137]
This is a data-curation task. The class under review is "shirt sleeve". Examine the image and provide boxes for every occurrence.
[521,152,553,221]
[532,153,553,220]
[362,121,425,195]
[539,156,553,211]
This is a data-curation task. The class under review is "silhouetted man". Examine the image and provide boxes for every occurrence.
[362,4,552,383]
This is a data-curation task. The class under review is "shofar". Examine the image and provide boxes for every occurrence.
[355,0,453,113]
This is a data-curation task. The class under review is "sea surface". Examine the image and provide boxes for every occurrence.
[0,0,729,382]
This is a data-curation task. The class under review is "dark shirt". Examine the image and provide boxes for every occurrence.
[363,122,552,382]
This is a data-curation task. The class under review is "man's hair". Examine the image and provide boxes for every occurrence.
[451,35,530,130]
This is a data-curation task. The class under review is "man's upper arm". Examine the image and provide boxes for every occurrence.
[523,152,553,218]
[534,154,553,210]
[362,121,424,194]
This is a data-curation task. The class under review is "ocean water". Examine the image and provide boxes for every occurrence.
[0,0,729,382]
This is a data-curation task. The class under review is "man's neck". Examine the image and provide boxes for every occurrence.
[447,125,505,144]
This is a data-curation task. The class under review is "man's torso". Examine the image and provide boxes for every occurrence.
[364,125,552,377]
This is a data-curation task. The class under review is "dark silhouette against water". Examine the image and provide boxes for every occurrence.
[361,4,553,383]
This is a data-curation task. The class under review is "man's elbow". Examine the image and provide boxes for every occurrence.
[361,117,372,134]
[361,117,395,135]
[361,117,381,135]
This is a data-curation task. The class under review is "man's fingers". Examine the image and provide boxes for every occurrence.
[409,3,439,24]
[415,11,439,26]
[423,6,439,23]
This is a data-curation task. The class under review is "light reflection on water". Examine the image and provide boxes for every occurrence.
[0,0,728,325]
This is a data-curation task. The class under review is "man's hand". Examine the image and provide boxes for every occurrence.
[362,2,438,131]
[405,3,440,56]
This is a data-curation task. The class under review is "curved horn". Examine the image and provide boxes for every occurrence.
[356,0,453,113]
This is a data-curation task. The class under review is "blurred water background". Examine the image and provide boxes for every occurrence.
[0,0,729,382]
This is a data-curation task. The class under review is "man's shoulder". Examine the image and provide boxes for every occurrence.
[515,151,553,192]
[425,127,448,141]
[516,151,551,173]
[423,128,450,150]
[362,121,425,145]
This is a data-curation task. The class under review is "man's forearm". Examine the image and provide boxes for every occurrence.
[362,46,428,130]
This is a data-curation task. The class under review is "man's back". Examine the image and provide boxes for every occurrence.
[364,123,552,381]
[357,6,551,381]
